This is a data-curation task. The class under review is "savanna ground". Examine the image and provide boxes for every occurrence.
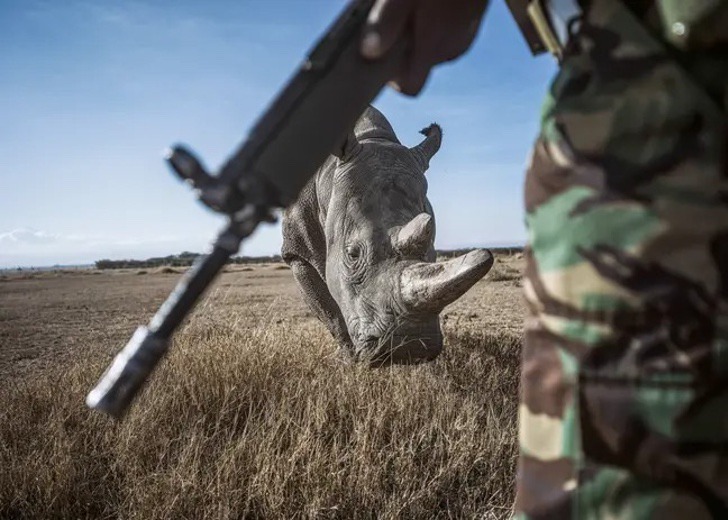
[0,253,525,519]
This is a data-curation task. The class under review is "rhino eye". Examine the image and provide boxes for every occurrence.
[343,244,366,285]
[345,245,361,261]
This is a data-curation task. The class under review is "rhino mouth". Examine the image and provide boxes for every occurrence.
[353,322,443,365]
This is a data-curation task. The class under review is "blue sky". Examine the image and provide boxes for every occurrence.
[0,0,556,267]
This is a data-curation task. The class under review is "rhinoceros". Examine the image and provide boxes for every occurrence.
[281,106,493,363]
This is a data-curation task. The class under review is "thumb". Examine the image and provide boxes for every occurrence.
[361,0,416,60]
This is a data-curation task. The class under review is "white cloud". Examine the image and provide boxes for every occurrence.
[0,224,284,268]
[0,227,195,267]
[0,228,61,245]
[0,227,150,248]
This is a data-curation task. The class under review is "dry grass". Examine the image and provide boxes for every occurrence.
[0,259,524,519]
[485,257,522,284]
[0,308,520,519]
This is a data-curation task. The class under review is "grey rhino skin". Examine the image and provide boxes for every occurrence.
[282,106,493,363]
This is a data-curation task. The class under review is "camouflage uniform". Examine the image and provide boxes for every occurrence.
[515,0,728,517]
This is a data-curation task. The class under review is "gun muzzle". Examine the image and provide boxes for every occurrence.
[166,146,214,189]
[86,326,169,418]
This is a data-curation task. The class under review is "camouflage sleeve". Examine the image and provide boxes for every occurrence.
[515,0,728,518]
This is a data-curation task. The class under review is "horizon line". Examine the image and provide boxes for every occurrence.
[0,242,527,270]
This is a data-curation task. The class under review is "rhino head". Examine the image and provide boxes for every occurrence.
[282,106,493,364]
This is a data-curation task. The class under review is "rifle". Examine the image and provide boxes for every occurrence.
[86,0,405,419]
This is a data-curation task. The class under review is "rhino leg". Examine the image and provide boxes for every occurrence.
[288,257,353,354]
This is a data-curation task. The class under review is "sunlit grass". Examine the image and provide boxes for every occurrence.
[0,308,520,519]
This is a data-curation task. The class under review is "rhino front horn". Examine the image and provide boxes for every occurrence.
[400,249,494,312]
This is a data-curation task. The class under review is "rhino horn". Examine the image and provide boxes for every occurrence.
[394,213,434,257]
[410,123,442,171]
[401,249,493,312]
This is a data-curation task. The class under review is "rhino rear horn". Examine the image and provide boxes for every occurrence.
[394,213,434,257]
[401,249,493,312]
[410,123,442,171]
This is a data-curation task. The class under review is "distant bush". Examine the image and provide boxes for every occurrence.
[95,252,202,270]
[155,266,180,274]
[229,254,283,265]
[95,248,524,270]
[95,252,285,270]
[436,247,524,260]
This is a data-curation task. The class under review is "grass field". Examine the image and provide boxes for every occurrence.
[0,254,525,519]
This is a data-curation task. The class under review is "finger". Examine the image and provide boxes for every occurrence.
[390,65,429,96]
[387,8,435,97]
[434,15,484,64]
[391,1,486,96]
[361,0,416,60]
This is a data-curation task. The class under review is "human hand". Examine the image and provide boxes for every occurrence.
[360,0,489,95]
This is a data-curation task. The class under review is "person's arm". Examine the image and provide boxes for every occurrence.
[360,0,490,96]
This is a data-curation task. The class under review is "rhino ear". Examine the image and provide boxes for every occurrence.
[332,131,360,161]
[410,123,442,172]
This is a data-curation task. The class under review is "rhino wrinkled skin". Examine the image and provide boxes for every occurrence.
[282,106,493,363]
